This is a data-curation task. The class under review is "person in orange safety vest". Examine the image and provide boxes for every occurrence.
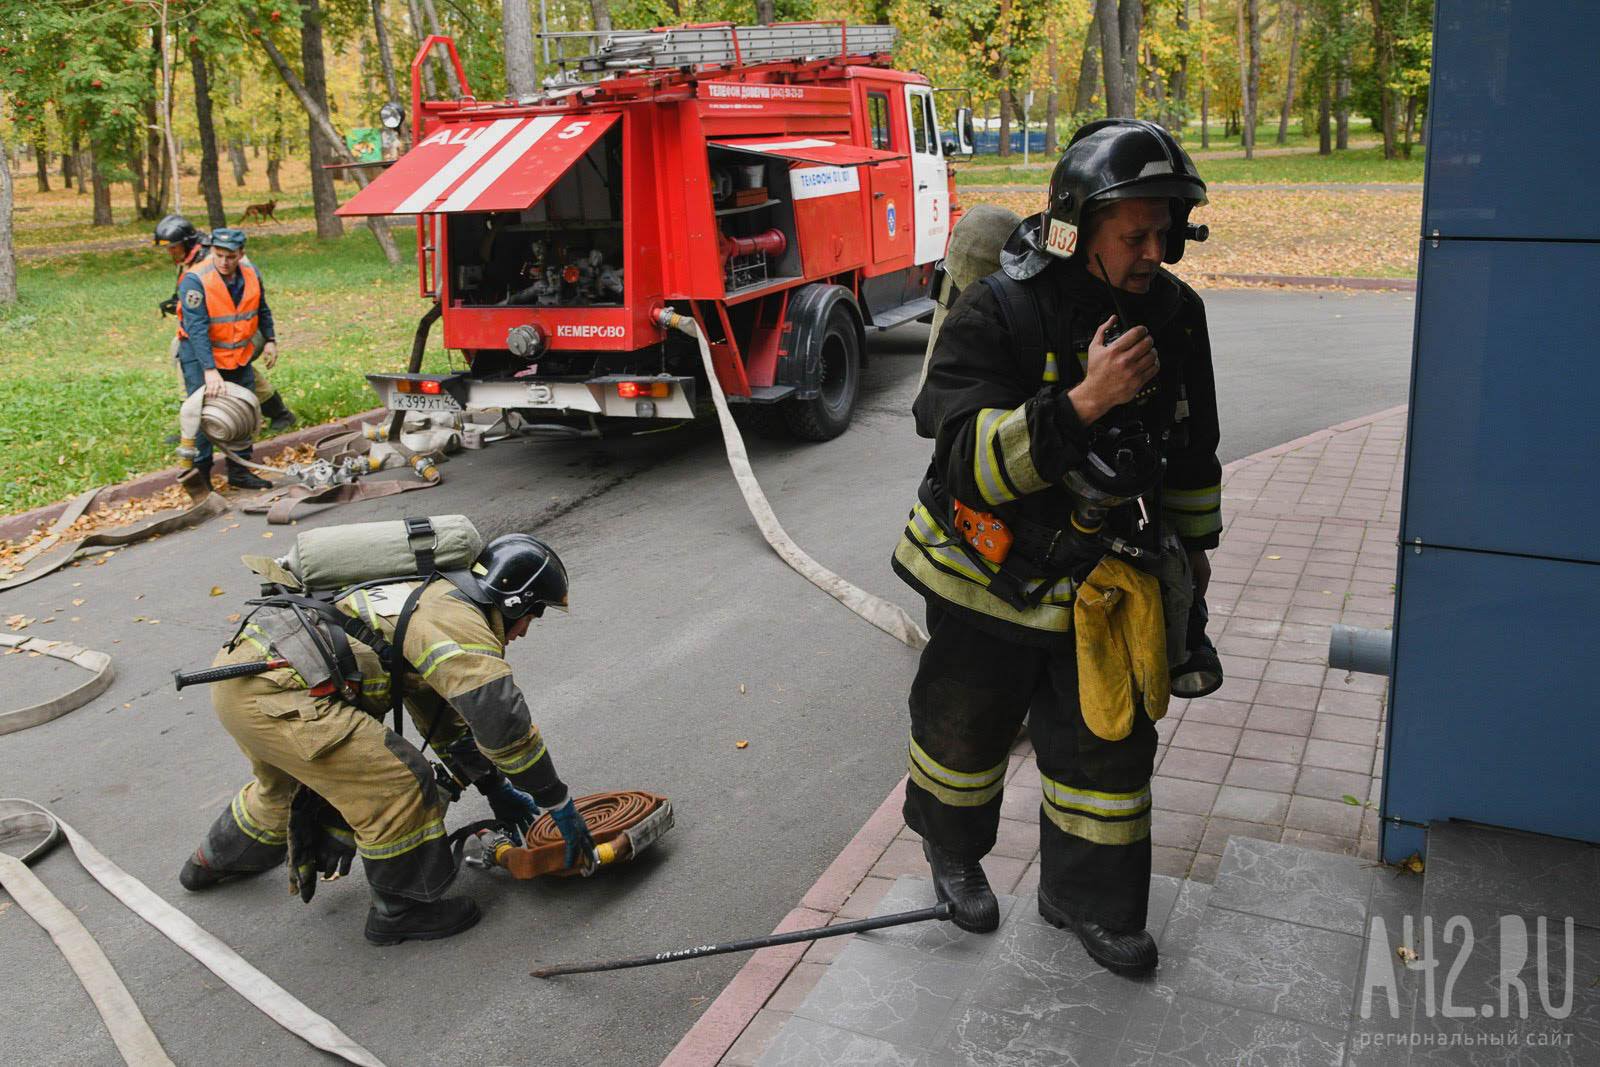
[176,227,276,490]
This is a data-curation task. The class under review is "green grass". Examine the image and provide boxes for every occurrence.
[0,228,453,516]
[957,145,1425,187]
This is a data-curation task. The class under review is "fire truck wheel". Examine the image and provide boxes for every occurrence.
[783,303,861,442]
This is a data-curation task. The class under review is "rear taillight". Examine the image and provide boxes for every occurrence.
[420,380,442,395]
[617,381,669,399]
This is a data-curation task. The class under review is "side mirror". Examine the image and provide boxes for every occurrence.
[954,107,975,156]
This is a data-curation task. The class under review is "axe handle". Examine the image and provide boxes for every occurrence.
[173,659,290,691]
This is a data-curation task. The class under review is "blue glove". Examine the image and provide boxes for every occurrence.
[548,796,597,873]
[480,776,540,846]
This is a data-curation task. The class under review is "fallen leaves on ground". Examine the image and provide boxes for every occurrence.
[735,740,749,749]
[0,443,318,567]
[968,186,1421,282]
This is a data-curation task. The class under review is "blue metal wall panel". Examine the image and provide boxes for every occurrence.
[1402,239,1600,563]
[1382,546,1600,861]
[1425,1,1600,239]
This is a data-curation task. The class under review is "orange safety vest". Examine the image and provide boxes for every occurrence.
[178,261,262,369]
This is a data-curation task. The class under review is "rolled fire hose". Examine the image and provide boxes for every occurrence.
[481,791,673,879]
[655,309,929,650]
[0,798,386,1067]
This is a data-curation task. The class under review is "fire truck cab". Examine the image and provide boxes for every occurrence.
[338,23,975,440]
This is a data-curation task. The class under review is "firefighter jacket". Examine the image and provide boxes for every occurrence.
[892,257,1222,648]
[178,260,276,371]
[223,579,568,808]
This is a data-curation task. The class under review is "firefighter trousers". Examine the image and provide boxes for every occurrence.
[194,672,457,902]
[903,603,1159,932]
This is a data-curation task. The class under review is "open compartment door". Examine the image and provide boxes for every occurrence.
[338,112,622,216]
[706,137,903,167]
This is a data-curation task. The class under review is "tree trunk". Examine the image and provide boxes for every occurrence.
[419,0,463,97]
[258,23,405,263]
[1044,28,1060,155]
[1277,2,1301,144]
[503,0,538,99]
[752,0,773,25]
[268,94,284,194]
[66,126,79,190]
[1118,0,1141,118]
[189,41,228,229]
[997,85,1013,158]
[89,150,113,226]
[1318,72,1332,154]
[129,131,146,210]
[142,89,166,218]
[228,141,248,186]
[406,0,440,99]
[371,0,401,102]
[1401,93,1417,158]
[1097,0,1130,117]
[1236,0,1255,157]
[591,0,614,33]
[1332,88,1347,148]
[1075,10,1101,114]
[34,139,50,193]
[1199,0,1209,147]
[1172,0,1189,127]
[300,0,346,240]
[0,132,17,305]
[1368,0,1397,158]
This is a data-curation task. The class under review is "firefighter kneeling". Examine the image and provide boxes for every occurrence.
[892,121,1224,975]
[180,533,597,945]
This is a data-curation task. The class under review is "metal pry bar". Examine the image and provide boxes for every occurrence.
[530,902,952,978]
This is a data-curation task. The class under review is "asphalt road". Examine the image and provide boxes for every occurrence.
[0,288,1415,1067]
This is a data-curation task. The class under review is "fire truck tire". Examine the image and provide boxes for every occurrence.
[783,302,862,442]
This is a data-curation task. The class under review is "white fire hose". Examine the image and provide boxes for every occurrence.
[655,308,928,650]
[0,799,386,1067]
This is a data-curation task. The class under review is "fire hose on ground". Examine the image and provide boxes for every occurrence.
[654,307,929,651]
[0,798,387,1067]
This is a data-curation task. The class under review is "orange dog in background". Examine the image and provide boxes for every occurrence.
[238,199,279,224]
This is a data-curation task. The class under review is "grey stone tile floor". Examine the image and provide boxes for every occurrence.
[755,828,1600,1067]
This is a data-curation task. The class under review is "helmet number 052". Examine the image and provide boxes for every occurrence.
[1045,218,1078,258]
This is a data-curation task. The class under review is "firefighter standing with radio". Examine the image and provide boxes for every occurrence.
[179,532,599,945]
[890,120,1223,975]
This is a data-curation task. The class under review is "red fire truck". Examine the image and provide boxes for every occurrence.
[338,22,975,440]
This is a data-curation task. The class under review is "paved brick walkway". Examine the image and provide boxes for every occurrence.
[666,405,1409,1067]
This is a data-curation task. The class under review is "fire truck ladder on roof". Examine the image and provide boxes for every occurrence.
[540,23,898,80]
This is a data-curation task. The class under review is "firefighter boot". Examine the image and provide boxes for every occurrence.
[260,391,299,433]
[1170,596,1223,699]
[1037,891,1158,976]
[179,813,285,892]
[364,888,482,946]
[225,460,272,491]
[922,839,999,933]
